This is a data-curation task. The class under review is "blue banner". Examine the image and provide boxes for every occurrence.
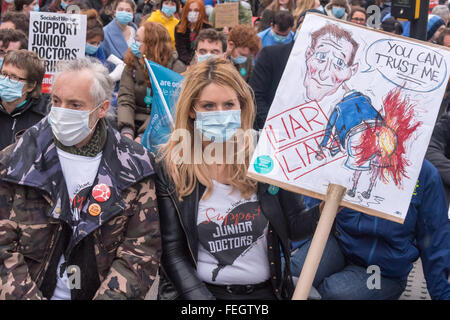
[141,59,184,155]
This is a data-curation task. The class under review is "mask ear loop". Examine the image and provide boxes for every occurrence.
[88,101,105,130]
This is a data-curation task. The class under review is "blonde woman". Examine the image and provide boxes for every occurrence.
[154,58,322,300]
[293,0,321,23]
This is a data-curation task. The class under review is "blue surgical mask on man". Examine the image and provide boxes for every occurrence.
[332,7,346,18]
[230,55,247,65]
[61,1,68,10]
[33,4,39,11]
[116,11,133,25]
[161,5,176,17]
[197,53,216,63]
[0,76,25,102]
[131,41,142,58]
[85,43,99,55]
[195,109,241,143]
[270,29,290,43]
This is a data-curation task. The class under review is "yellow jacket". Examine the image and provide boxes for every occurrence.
[146,10,179,46]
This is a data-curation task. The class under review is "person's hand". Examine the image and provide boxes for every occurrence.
[135,135,142,144]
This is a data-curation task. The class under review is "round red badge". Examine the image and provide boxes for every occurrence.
[92,184,111,202]
[88,203,102,216]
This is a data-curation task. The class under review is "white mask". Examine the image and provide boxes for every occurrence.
[187,11,199,23]
[48,104,102,146]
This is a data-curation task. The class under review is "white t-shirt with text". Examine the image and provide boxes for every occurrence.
[196,180,270,285]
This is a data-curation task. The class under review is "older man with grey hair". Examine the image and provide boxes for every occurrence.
[0,57,161,300]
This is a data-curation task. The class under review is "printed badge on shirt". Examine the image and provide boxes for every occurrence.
[197,195,268,281]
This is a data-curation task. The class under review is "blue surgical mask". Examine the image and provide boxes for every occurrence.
[332,7,345,18]
[195,109,241,143]
[161,5,176,17]
[85,43,99,55]
[131,41,142,58]
[33,4,39,11]
[197,53,215,63]
[0,58,3,70]
[61,1,67,10]
[0,76,25,102]
[270,29,290,43]
[230,55,247,65]
[116,11,133,25]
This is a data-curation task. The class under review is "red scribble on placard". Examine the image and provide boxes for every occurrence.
[265,101,342,181]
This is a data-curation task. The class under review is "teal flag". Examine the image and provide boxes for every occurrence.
[141,59,184,155]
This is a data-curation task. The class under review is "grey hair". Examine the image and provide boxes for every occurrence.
[432,5,450,22]
[53,57,114,106]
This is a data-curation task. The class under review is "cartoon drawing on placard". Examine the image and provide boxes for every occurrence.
[307,24,422,201]
[249,13,450,222]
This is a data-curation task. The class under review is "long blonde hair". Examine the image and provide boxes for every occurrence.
[267,0,295,13]
[294,0,318,21]
[158,58,257,201]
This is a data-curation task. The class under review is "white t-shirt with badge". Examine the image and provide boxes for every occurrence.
[51,148,102,300]
[196,180,270,285]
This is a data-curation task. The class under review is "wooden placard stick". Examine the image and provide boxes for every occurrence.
[292,183,346,300]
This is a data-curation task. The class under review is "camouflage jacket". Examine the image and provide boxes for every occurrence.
[0,118,161,300]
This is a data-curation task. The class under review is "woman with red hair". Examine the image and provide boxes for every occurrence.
[175,0,211,65]
[117,21,186,143]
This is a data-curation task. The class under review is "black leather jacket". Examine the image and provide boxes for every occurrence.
[153,160,321,300]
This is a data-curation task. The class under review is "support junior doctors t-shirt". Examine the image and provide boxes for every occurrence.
[196,180,270,285]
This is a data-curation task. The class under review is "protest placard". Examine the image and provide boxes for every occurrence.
[248,12,450,299]
[214,3,239,28]
[28,11,86,93]
[249,13,450,224]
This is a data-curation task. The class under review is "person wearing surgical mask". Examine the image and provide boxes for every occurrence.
[101,0,138,62]
[117,22,185,144]
[82,9,107,65]
[257,10,294,49]
[174,0,211,65]
[0,50,48,151]
[226,25,261,82]
[192,28,226,65]
[154,58,323,300]
[0,57,161,300]
[324,0,350,20]
[100,0,137,113]
[147,0,181,46]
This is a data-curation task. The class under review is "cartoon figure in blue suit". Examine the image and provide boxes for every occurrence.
[304,24,395,199]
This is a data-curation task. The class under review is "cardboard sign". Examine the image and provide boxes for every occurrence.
[248,14,450,224]
[215,3,239,28]
[28,11,86,93]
